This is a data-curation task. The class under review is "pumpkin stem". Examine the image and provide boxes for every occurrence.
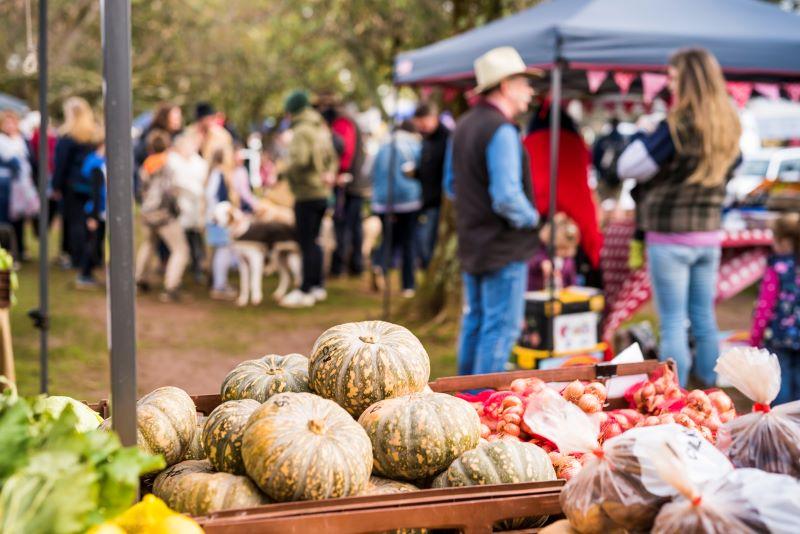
[359,335,377,344]
[308,419,325,435]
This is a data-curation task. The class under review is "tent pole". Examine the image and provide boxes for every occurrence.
[382,91,398,320]
[102,0,137,447]
[547,56,563,358]
[36,0,49,394]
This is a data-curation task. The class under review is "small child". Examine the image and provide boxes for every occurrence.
[751,213,800,404]
[528,213,580,291]
[205,150,237,301]
[75,142,106,289]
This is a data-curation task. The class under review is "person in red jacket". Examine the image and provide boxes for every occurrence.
[317,92,369,277]
[523,102,603,288]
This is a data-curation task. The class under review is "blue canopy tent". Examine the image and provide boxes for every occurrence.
[395,0,800,90]
[393,0,800,356]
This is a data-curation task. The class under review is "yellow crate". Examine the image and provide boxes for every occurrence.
[512,343,608,370]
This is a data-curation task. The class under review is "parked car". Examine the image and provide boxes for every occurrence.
[727,147,800,204]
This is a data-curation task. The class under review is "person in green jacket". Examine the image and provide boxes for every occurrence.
[280,90,339,308]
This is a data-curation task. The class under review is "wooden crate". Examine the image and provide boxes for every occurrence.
[196,481,565,534]
[95,360,670,533]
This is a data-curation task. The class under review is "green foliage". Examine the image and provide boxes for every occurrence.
[0,0,542,131]
[0,385,165,534]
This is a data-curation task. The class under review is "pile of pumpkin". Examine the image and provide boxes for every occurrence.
[123,321,558,525]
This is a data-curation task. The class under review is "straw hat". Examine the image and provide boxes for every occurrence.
[472,46,542,94]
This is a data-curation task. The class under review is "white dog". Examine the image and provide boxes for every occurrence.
[213,201,301,306]
[214,200,383,307]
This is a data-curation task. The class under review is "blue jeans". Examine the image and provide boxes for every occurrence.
[458,262,527,375]
[647,243,721,387]
[416,206,440,268]
[774,349,800,405]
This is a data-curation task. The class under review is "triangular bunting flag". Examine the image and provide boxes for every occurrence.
[613,72,637,96]
[726,81,753,108]
[641,73,668,104]
[587,70,608,93]
[754,83,780,100]
[783,83,800,103]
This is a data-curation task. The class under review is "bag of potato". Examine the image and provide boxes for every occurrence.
[524,389,732,534]
[652,441,800,534]
[714,347,800,477]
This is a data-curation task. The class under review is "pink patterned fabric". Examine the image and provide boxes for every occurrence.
[601,221,772,343]
[751,266,779,347]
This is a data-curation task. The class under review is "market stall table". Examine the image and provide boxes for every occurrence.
[601,220,773,344]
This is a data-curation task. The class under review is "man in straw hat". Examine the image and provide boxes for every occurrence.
[444,46,541,375]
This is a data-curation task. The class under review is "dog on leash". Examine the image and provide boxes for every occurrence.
[214,199,383,307]
[213,201,301,306]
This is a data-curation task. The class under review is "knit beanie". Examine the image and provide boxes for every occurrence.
[284,90,310,114]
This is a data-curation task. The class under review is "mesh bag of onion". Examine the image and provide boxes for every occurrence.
[524,389,732,534]
[652,441,800,534]
[714,347,800,477]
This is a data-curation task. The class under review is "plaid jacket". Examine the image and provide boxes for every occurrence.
[619,120,730,233]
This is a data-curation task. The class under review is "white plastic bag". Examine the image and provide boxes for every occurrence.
[524,391,732,534]
[715,347,800,477]
[653,439,800,534]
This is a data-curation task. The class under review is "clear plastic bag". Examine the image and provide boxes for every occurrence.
[715,347,800,477]
[652,440,800,534]
[524,391,732,534]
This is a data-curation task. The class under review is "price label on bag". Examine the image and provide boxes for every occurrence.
[629,424,734,497]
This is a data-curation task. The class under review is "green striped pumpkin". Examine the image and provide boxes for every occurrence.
[221,353,310,403]
[431,440,556,530]
[362,476,419,496]
[431,439,556,488]
[202,399,261,475]
[309,321,430,418]
[358,392,481,481]
[152,459,268,516]
[183,415,207,461]
[242,392,373,502]
[136,386,197,466]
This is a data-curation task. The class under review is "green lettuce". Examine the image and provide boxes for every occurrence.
[0,389,165,534]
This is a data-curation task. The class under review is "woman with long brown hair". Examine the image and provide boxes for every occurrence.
[53,97,100,268]
[618,48,741,387]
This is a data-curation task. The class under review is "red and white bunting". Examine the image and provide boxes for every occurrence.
[586,70,608,93]
[754,82,781,100]
[641,72,668,104]
[784,83,800,103]
[726,81,753,108]
[613,72,637,96]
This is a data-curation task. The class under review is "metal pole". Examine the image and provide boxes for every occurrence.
[36,0,49,394]
[382,115,397,320]
[103,0,137,446]
[547,56,563,357]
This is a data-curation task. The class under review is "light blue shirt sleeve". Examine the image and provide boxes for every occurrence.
[443,137,454,200]
[486,124,539,229]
